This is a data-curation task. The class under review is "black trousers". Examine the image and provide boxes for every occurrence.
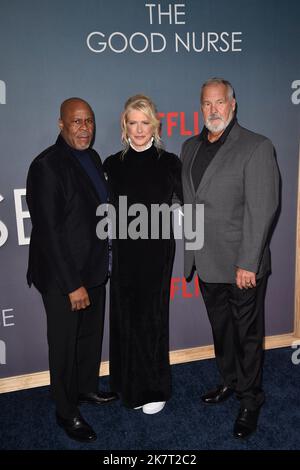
[42,285,106,419]
[199,275,268,410]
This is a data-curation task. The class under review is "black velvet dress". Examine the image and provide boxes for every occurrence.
[103,145,182,408]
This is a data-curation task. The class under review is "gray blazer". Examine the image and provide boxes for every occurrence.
[181,122,280,283]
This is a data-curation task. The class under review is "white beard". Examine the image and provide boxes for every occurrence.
[205,109,234,134]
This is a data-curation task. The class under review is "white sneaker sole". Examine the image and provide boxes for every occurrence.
[142,401,166,414]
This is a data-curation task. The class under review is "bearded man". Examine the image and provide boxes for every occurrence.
[180,78,279,439]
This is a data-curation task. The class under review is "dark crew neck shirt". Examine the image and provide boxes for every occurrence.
[71,147,112,274]
[71,148,108,204]
[192,117,236,192]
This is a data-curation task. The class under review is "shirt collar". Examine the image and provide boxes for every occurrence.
[199,116,237,144]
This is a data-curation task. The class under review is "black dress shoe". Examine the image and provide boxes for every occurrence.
[201,384,234,404]
[56,413,97,443]
[78,391,119,405]
[233,407,260,439]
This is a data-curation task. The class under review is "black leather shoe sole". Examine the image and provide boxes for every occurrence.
[78,392,118,405]
[56,415,97,443]
[63,427,97,443]
[233,426,256,440]
[201,387,234,405]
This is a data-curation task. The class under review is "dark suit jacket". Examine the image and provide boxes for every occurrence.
[26,135,109,294]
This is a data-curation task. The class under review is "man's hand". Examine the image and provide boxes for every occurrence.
[68,286,90,311]
[236,268,256,290]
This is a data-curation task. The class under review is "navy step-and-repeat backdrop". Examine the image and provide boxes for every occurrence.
[0,0,299,378]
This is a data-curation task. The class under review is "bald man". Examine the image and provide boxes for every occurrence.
[26,98,118,443]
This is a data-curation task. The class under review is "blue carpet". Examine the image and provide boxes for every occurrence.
[1,348,299,450]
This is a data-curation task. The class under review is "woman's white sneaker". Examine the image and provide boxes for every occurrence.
[142,401,166,414]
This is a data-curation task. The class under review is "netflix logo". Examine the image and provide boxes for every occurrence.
[158,111,201,137]
[170,276,200,300]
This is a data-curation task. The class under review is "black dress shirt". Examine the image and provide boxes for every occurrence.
[192,117,236,192]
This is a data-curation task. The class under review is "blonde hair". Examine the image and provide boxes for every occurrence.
[121,94,163,156]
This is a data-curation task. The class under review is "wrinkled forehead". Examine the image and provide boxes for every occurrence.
[61,100,93,120]
[201,83,230,102]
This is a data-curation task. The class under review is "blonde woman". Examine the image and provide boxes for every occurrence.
[104,95,182,414]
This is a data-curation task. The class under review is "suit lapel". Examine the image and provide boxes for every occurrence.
[183,138,202,196]
[89,151,112,202]
[196,123,240,195]
[68,151,102,204]
[57,136,104,204]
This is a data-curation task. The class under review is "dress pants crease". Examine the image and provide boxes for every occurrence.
[199,275,268,409]
[42,285,106,419]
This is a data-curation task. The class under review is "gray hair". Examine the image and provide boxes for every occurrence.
[200,78,235,103]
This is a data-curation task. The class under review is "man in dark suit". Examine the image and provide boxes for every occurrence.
[181,78,279,438]
[26,98,118,443]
